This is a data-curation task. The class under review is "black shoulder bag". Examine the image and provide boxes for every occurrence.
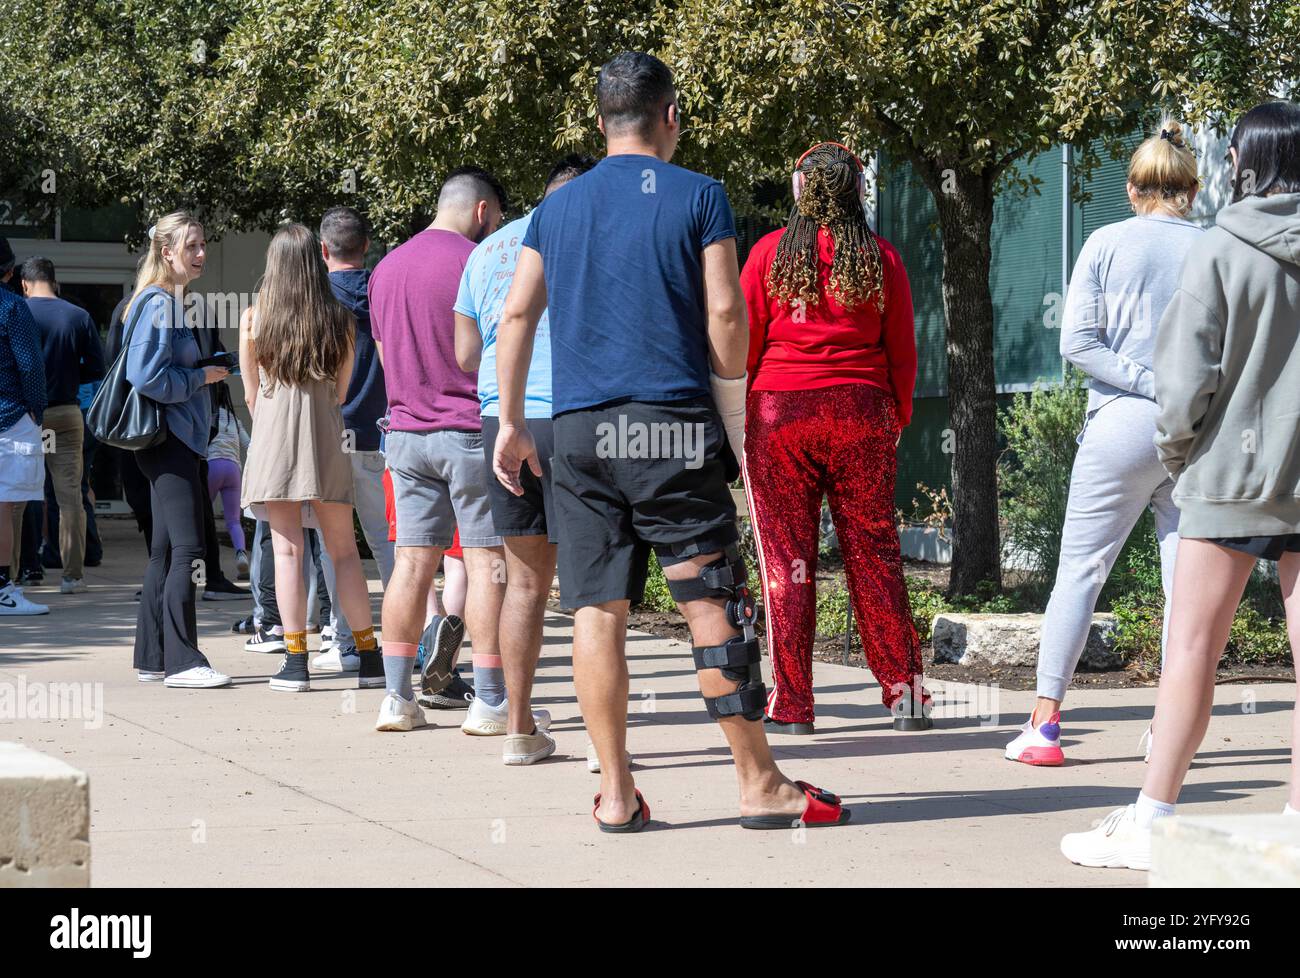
[87,290,170,451]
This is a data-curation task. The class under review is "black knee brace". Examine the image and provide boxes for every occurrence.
[665,545,766,721]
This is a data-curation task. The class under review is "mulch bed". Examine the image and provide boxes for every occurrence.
[549,558,1295,690]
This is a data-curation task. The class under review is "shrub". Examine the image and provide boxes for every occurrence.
[815,581,851,640]
[998,370,1086,595]
[638,556,677,613]
[907,577,948,643]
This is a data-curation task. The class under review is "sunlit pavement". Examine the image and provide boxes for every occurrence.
[2,518,1294,887]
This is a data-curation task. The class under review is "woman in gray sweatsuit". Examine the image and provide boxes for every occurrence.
[1006,123,1202,767]
[1061,100,1300,870]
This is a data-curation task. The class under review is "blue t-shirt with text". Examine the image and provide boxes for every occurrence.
[520,154,737,415]
[454,213,552,418]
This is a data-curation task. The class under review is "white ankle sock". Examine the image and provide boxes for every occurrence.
[1284,803,1299,816]
[1134,792,1175,828]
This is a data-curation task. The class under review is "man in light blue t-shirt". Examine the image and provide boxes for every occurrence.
[452,154,596,766]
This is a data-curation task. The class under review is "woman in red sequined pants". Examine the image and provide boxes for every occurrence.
[738,141,925,731]
[744,385,923,725]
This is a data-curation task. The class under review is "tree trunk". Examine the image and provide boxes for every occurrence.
[928,164,1002,597]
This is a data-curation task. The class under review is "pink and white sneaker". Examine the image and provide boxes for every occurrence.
[1005,712,1064,766]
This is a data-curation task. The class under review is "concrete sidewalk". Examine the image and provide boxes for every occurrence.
[1,519,1294,887]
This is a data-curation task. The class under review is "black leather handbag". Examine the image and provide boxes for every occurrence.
[87,290,169,451]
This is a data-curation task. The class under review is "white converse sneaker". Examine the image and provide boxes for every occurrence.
[1060,805,1152,870]
[375,693,428,732]
[137,670,165,682]
[164,666,232,689]
[311,646,360,672]
[461,697,551,736]
[1005,712,1064,766]
[0,582,49,615]
[503,727,557,766]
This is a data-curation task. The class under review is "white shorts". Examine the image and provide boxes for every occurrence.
[0,414,45,502]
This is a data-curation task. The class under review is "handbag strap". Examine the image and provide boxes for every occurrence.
[118,285,166,355]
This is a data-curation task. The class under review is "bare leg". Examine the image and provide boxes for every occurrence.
[664,552,807,822]
[578,600,637,824]
[265,502,306,634]
[460,545,505,681]
[384,546,441,645]
[311,500,373,632]
[500,535,556,734]
[443,554,468,618]
[1277,552,1300,811]
[1142,539,1256,803]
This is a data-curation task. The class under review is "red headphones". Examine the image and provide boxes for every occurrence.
[792,141,866,201]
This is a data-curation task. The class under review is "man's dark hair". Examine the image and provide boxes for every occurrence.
[439,165,508,214]
[544,154,599,195]
[596,52,675,139]
[20,256,56,286]
[319,206,370,262]
[1230,100,1300,202]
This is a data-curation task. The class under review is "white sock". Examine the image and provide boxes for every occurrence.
[1134,792,1175,828]
[1284,803,1299,816]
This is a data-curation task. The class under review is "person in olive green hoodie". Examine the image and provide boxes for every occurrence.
[1061,100,1300,871]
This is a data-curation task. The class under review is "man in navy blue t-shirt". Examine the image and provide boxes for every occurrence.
[493,51,848,833]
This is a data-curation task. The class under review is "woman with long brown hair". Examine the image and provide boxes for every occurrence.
[240,222,380,693]
[740,141,927,734]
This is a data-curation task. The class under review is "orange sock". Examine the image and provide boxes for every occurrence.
[353,626,377,651]
[285,630,308,654]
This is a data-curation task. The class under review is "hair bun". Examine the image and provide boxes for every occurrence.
[1159,120,1185,148]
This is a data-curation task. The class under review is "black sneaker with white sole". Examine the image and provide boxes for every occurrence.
[269,653,310,691]
[419,615,465,697]
[231,614,257,635]
[418,670,475,710]
[245,626,286,653]
[357,650,385,689]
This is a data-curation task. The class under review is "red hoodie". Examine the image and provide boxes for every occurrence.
[740,226,918,426]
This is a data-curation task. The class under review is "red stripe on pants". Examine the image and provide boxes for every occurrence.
[745,383,923,723]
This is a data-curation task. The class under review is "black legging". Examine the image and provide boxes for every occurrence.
[133,435,210,675]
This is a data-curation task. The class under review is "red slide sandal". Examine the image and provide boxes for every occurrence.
[739,781,851,830]
[593,790,650,833]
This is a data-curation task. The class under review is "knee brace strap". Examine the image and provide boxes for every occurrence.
[692,635,760,676]
[664,546,748,605]
[695,635,765,721]
[704,684,767,721]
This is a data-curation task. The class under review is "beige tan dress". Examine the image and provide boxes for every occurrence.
[241,352,354,508]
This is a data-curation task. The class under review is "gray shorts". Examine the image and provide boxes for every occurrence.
[385,428,502,549]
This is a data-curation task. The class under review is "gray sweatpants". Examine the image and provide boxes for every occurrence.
[1036,395,1179,701]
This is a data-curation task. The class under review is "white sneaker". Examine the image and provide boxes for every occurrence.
[164,666,232,689]
[235,550,250,577]
[461,697,551,737]
[137,670,165,682]
[586,741,634,774]
[0,582,49,615]
[311,646,360,672]
[1060,805,1152,870]
[375,693,428,732]
[1284,803,1299,816]
[60,577,86,594]
[503,727,557,765]
[1005,712,1064,766]
[320,625,337,650]
[1139,725,1154,763]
